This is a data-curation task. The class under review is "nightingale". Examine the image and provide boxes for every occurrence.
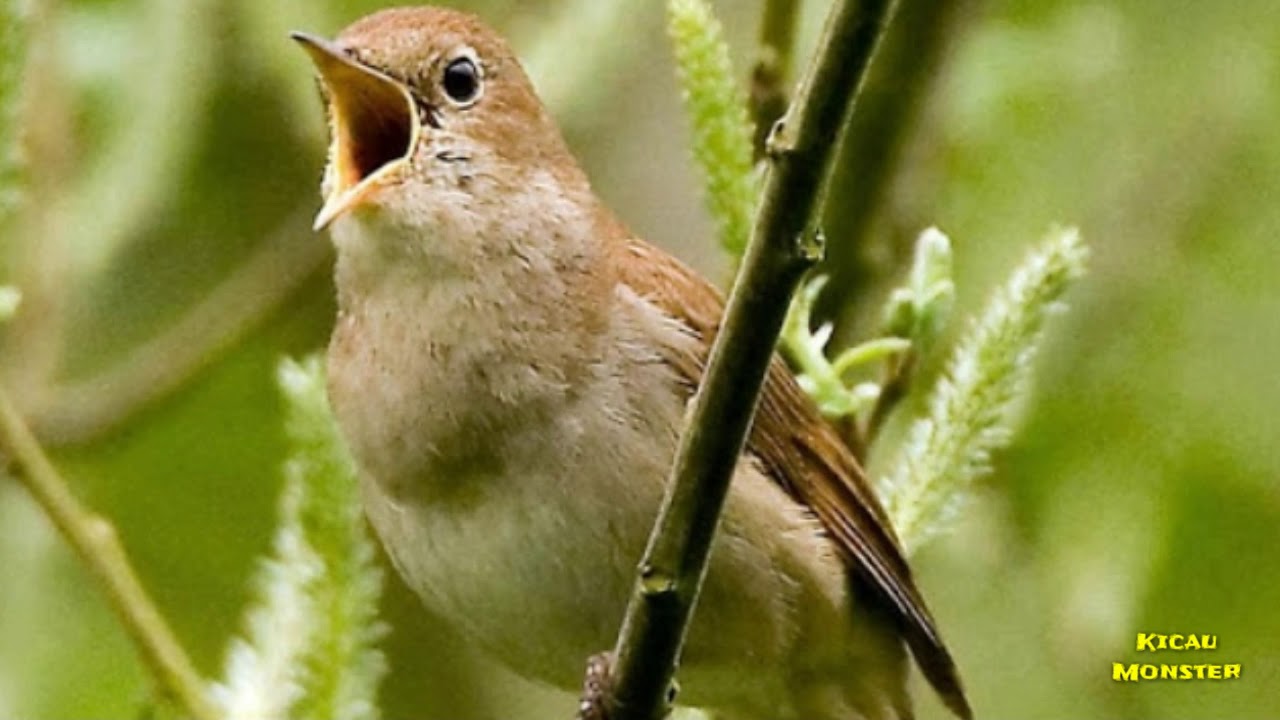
[293,7,970,720]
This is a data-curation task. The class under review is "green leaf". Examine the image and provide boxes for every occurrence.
[882,227,956,350]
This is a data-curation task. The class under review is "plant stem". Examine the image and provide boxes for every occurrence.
[819,0,973,342]
[0,385,217,720]
[865,347,915,440]
[599,2,900,718]
[749,0,801,158]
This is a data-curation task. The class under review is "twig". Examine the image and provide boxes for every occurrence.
[0,385,217,720]
[749,0,802,158]
[819,0,973,342]
[591,2,901,718]
[864,347,914,440]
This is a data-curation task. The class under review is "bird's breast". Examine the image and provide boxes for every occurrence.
[327,274,693,678]
[326,271,851,709]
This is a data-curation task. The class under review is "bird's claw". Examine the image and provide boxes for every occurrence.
[576,651,617,720]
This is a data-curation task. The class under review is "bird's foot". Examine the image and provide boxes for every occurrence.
[576,651,679,720]
[576,651,617,720]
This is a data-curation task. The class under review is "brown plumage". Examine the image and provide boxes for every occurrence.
[296,6,970,719]
[613,235,969,719]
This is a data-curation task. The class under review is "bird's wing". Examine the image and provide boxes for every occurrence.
[612,236,971,720]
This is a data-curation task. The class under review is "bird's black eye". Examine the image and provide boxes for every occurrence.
[442,57,481,105]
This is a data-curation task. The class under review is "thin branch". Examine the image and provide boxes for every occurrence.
[592,1,901,718]
[819,0,974,342]
[0,385,217,720]
[749,0,801,158]
[864,348,913,439]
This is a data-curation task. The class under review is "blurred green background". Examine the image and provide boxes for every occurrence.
[1,0,1277,718]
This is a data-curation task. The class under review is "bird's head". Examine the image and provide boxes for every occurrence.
[293,7,588,234]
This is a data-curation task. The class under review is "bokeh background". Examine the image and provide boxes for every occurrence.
[1,0,1278,718]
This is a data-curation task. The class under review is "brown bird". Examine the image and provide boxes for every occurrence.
[294,7,970,720]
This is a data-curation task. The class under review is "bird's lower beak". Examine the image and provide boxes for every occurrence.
[291,31,420,231]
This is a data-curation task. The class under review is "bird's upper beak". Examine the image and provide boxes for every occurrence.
[291,32,420,231]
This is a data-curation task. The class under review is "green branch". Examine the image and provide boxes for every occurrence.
[782,274,908,419]
[820,0,974,342]
[592,1,902,719]
[666,0,910,434]
[0,386,217,720]
[749,0,801,158]
[0,8,213,717]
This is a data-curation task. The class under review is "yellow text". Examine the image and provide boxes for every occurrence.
[1136,633,1217,652]
[1113,663,1241,682]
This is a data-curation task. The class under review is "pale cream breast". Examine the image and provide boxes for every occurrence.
[329,238,852,713]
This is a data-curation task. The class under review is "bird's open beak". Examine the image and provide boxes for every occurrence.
[291,32,420,231]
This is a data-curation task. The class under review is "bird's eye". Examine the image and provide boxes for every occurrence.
[442,57,482,105]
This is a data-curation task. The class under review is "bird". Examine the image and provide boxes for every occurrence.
[292,7,970,720]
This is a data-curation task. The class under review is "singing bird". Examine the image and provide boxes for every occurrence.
[293,7,970,720]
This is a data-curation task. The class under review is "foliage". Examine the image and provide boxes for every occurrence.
[2,2,1279,720]
[783,273,907,418]
[879,228,1087,553]
[881,227,955,353]
[665,0,1087,556]
[665,0,756,257]
[216,357,385,720]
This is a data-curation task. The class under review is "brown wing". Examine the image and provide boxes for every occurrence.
[612,236,971,720]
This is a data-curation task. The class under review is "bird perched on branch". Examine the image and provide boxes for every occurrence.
[294,7,969,719]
